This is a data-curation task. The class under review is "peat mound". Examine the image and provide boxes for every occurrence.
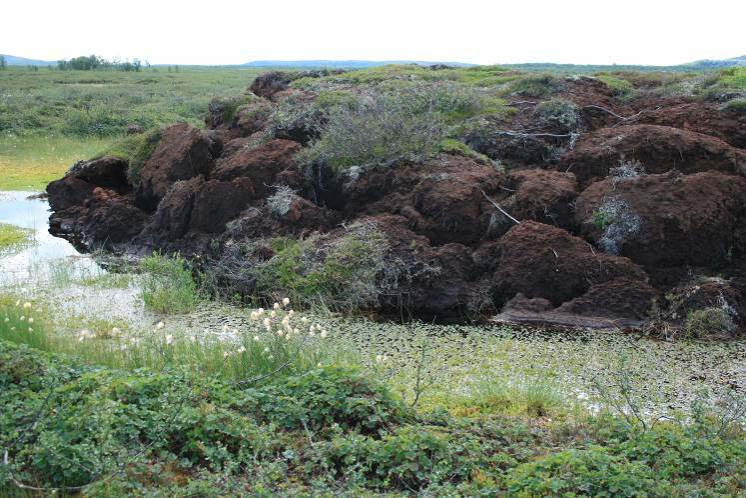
[46,70,746,334]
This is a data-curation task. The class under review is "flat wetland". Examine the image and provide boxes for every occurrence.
[1,189,744,421]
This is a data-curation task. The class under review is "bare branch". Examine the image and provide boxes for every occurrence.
[480,189,520,225]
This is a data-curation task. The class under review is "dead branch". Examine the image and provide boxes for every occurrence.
[494,130,575,139]
[583,105,645,121]
[480,189,520,225]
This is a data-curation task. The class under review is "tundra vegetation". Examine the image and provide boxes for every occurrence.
[1,62,746,495]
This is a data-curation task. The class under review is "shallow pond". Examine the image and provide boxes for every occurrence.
[0,190,744,416]
[0,191,101,285]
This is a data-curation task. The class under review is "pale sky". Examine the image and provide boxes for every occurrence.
[2,0,744,66]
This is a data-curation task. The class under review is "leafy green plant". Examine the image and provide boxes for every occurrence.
[593,208,615,230]
[504,447,667,497]
[718,67,746,90]
[139,252,200,314]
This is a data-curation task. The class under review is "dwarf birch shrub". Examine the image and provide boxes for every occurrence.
[298,88,448,170]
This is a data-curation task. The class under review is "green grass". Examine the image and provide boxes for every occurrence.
[0,66,262,138]
[77,271,133,289]
[139,252,201,314]
[0,223,33,253]
[0,293,345,383]
[0,66,262,191]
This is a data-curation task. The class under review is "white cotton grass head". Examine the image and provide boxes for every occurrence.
[282,297,290,307]
[155,321,165,330]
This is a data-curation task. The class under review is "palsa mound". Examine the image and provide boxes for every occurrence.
[47,67,746,334]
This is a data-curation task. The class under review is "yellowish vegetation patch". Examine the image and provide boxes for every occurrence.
[0,222,33,252]
[0,135,111,191]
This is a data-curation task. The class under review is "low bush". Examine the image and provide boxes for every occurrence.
[1,340,746,495]
[297,87,452,170]
[508,74,561,97]
[504,447,667,497]
[683,301,738,339]
[139,252,200,314]
[253,224,390,310]
[534,98,580,131]
[718,67,746,90]
[723,97,746,114]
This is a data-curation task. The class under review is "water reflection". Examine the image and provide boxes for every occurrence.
[0,191,101,286]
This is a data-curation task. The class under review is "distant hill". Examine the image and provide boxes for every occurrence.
[683,55,746,70]
[242,60,475,69]
[501,56,746,73]
[0,54,57,66]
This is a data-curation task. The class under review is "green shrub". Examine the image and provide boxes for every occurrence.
[504,447,669,497]
[2,340,746,495]
[254,224,390,310]
[139,252,200,314]
[508,74,561,97]
[534,98,580,130]
[614,427,736,479]
[64,105,139,137]
[683,304,737,338]
[298,88,448,170]
[718,67,746,90]
[723,97,746,114]
[259,366,412,433]
[323,427,459,489]
[209,93,255,125]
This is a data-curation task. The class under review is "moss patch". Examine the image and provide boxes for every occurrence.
[96,127,162,186]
